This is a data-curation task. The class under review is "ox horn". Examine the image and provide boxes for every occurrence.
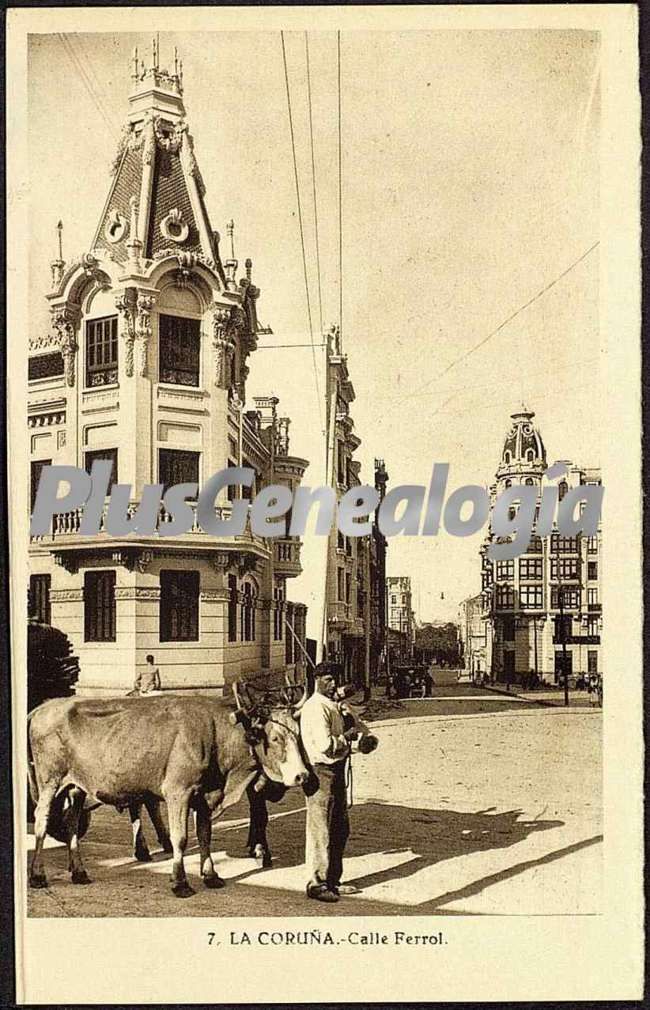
[230,679,250,726]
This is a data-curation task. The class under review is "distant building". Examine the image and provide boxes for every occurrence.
[387,576,415,664]
[27,48,308,695]
[324,327,368,685]
[481,408,602,686]
[459,593,488,681]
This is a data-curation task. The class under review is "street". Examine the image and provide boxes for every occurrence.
[27,693,602,918]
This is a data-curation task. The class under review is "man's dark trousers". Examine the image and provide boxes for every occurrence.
[306,760,349,890]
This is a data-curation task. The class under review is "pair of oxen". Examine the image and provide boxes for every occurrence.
[27,681,325,898]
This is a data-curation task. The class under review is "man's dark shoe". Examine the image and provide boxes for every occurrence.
[307,883,339,903]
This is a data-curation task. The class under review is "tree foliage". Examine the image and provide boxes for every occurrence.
[28,621,79,712]
[415,622,461,667]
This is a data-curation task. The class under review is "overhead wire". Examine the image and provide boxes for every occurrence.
[400,240,600,405]
[337,30,343,345]
[280,31,324,432]
[305,33,324,336]
[58,33,119,140]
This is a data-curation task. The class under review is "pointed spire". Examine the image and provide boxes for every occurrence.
[224,220,238,289]
[126,196,143,270]
[50,220,66,288]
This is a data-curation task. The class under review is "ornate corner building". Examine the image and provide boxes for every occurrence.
[478,408,602,686]
[28,48,308,695]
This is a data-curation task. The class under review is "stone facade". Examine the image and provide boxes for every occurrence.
[480,408,602,686]
[28,52,308,696]
[387,576,415,664]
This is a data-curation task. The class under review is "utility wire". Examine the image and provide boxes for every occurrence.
[337,30,343,346]
[280,31,323,431]
[305,33,324,336]
[404,241,600,403]
[58,34,118,140]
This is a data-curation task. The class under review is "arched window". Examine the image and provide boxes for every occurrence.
[526,449,534,462]
[242,581,258,642]
[558,481,568,501]
[504,451,511,464]
[525,477,534,486]
[504,479,512,489]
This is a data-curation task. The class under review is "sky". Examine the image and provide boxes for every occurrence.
[28,28,600,628]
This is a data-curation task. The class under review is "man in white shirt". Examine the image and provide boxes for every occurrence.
[300,667,361,903]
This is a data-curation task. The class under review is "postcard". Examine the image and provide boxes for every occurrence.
[8,4,643,1003]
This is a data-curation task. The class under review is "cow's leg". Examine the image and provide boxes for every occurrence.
[129,802,152,862]
[165,791,194,898]
[66,787,92,884]
[29,782,58,888]
[246,785,272,867]
[194,797,225,890]
[144,796,173,855]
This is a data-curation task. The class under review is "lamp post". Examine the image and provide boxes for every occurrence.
[558,584,570,707]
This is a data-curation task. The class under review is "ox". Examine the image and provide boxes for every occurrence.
[27,692,308,897]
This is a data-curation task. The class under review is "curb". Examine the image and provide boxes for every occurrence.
[367,707,601,729]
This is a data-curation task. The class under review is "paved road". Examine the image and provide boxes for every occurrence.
[26,704,602,918]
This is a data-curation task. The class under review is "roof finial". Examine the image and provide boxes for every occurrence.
[174,46,179,76]
[132,46,139,81]
[152,35,158,71]
[227,219,235,260]
[50,220,66,289]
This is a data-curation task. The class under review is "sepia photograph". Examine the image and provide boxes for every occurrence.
[8,4,643,1004]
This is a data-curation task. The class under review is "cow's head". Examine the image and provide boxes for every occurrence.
[231,682,309,788]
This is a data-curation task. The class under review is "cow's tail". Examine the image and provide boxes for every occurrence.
[26,712,39,810]
[26,712,72,841]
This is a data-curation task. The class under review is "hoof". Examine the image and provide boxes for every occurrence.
[262,854,273,869]
[135,848,153,863]
[29,873,48,889]
[203,874,226,890]
[71,869,92,885]
[172,881,195,898]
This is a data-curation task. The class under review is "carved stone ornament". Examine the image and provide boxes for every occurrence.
[237,553,259,577]
[105,209,129,245]
[211,552,233,572]
[135,549,154,574]
[51,308,79,387]
[136,293,155,377]
[160,208,189,245]
[116,289,155,377]
[53,552,78,574]
[154,116,186,153]
[211,304,235,389]
[179,129,206,196]
[115,289,137,377]
[49,588,84,603]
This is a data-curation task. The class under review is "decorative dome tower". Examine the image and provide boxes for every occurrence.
[495,406,547,488]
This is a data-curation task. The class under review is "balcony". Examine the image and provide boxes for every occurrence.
[30,499,270,561]
[273,537,303,578]
[587,602,602,612]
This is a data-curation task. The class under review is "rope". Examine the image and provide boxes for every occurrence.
[280,32,324,431]
[345,754,354,807]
